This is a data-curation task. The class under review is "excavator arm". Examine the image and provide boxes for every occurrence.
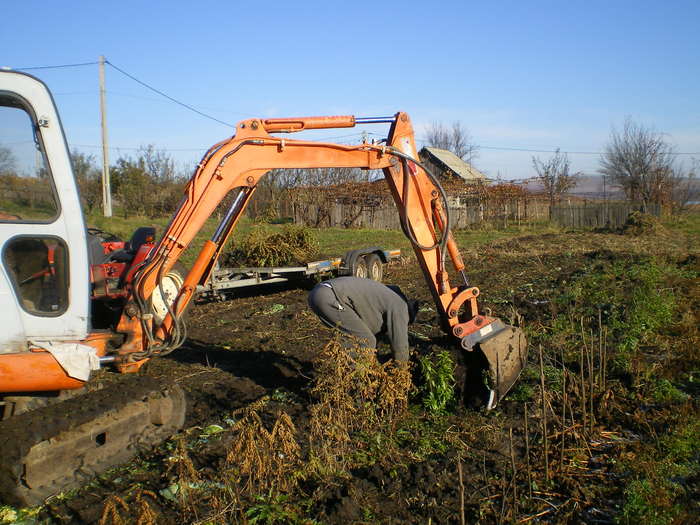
[117,112,527,403]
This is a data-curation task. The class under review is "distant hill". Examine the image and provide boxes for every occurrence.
[522,174,625,199]
[523,174,698,201]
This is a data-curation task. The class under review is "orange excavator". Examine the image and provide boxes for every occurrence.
[0,71,526,505]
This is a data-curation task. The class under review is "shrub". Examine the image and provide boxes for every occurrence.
[621,211,665,236]
[222,225,319,267]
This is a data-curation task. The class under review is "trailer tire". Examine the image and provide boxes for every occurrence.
[351,257,368,279]
[365,253,383,282]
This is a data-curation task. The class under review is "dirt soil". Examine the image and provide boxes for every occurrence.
[34,227,699,524]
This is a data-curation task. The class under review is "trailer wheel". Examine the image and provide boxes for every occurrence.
[152,263,189,324]
[365,253,383,282]
[351,257,368,279]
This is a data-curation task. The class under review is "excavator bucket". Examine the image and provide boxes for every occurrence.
[478,323,528,406]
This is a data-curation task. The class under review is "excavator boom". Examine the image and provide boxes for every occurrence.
[118,112,527,404]
[0,72,526,506]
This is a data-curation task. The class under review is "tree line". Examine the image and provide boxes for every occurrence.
[72,145,188,218]
[67,118,696,220]
[426,119,696,213]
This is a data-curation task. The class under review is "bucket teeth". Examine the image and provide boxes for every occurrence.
[478,325,528,405]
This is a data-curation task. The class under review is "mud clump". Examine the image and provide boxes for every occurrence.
[222,224,319,267]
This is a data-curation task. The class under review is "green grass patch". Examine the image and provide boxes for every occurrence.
[84,211,541,270]
[539,256,691,375]
[649,378,690,404]
[616,417,700,525]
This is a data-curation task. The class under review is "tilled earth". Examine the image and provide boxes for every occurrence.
[35,227,700,524]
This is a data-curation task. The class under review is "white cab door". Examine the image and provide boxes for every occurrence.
[0,71,89,351]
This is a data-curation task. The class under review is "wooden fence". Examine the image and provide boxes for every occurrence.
[550,202,661,229]
[292,198,551,230]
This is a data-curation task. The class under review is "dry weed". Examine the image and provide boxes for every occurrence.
[226,409,271,492]
[269,411,302,488]
[133,489,159,525]
[199,489,242,525]
[309,338,412,471]
[165,437,202,515]
[225,396,301,494]
[377,361,413,423]
[98,494,129,525]
[222,225,318,267]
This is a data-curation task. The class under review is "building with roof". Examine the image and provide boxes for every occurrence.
[418,147,487,183]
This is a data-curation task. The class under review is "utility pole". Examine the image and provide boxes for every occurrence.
[99,55,112,217]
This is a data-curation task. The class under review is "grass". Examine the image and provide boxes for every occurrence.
[245,493,318,525]
[534,256,690,377]
[85,210,556,269]
[616,416,700,525]
[72,209,698,524]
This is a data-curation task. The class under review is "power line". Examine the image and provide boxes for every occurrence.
[6,61,699,156]
[12,61,99,71]
[105,60,234,128]
[8,59,251,122]
[480,145,601,155]
[416,137,699,156]
[103,91,255,117]
[8,61,698,155]
[70,143,207,153]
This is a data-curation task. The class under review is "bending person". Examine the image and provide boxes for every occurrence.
[308,276,419,363]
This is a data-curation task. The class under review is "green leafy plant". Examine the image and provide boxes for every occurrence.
[418,350,456,414]
[650,378,689,404]
[547,257,685,373]
[617,478,679,525]
[245,493,318,525]
[615,418,700,525]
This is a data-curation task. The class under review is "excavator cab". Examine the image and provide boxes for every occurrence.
[0,71,92,354]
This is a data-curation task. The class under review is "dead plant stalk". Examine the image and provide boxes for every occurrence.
[538,344,549,481]
[560,348,567,472]
[524,402,532,498]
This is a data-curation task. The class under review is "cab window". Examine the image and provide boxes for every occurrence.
[3,236,69,315]
[0,93,59,222]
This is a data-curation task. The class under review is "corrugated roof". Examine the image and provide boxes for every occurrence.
[420,147,486,181]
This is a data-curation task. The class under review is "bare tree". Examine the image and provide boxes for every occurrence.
[425,121,479,164]
[532,149,579,207]
[599,119,675,211]
[138,145,176,183]
[667,159,698,214]
[0,146,16,175]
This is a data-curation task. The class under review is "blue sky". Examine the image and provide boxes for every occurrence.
[2,0,699,180]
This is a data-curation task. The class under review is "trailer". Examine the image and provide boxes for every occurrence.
[200,247,401,301]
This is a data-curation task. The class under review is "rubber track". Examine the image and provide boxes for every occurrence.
[0,376,180,506]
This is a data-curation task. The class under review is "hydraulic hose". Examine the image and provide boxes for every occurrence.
[388,149,452,270]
